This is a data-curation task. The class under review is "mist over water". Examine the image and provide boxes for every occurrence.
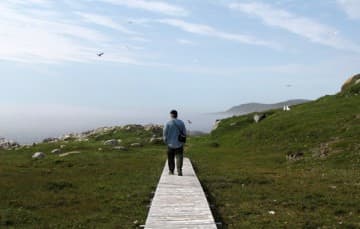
[0,105,228,144]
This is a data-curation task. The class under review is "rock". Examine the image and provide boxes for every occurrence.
[98,148,103,151]
[0,138,20,150]
[124,124,144,131]
[62,134,73,141]
[51,149,61,154]
[319,143,330,158]
[253,113,266,123]
[60,145,66,149]
[149,137,163,144]
[104,139,118,146]
[42,137,59,143]
[113,146,128,151]
[130,143,142,147]
[212,119,222,131]
[341,74,360,92]
[286,152,304,161]
[59,151,81,157]
[144,124,163,134]
[329,185,337,189]
[32,152,45,159]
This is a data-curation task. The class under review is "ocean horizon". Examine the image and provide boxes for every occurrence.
[0,111,227,144]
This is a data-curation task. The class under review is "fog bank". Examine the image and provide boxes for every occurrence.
[0,104,227,144]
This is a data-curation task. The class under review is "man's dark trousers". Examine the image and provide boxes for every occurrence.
[167,146,183,174]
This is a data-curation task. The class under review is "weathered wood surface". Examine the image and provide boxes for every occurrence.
[145,157,217,229]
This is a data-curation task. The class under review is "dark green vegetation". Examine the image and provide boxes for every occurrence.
[0,127,166,228]
[187,80,360,228]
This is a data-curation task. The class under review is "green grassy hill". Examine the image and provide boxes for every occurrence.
[0,77,359,228]
[187,78,360,228]
[0,126,166,228]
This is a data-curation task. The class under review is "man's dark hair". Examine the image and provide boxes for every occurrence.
[170,110,178,118]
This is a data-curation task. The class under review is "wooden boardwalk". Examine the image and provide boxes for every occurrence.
[144,158,217,229]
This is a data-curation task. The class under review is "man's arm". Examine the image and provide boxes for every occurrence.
[163,123,168,144]
[182,121,187,136]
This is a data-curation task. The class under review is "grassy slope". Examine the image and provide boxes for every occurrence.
[1,83,359,228]
[0,128,166,228]
[188,89,360,228]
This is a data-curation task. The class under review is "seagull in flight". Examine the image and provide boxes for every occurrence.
[187,120,192,124]
[97,52,104,57]
[286,84,293,87]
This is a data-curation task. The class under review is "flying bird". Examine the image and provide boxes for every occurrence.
[187,120,192,124]
[97,52,104,57]
[286,84,293,87]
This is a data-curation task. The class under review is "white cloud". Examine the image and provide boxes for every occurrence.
[229,2,360,53]
[76,12,136,34]
[177,39,196,45]
[6,0,51,6]
[337,0,360,19]
[159,19,277,48]
[100,0,188,16]
[0,2,139,63]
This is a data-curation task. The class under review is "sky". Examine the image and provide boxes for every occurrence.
[0,0,359,142]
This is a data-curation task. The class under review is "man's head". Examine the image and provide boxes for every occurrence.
[170,110,178,119]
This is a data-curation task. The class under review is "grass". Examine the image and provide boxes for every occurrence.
[1,82,359,228]
[0,128,166,228]
[187,91,360,228]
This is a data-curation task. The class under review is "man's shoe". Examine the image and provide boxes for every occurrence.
[178,172,183,176]
[168,171,174,175]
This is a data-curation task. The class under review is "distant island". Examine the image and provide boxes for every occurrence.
[220,99,311,115]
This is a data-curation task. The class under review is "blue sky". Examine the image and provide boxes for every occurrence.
[1,0,360,141]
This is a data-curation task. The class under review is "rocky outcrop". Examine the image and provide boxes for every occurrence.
[341,73,360,92]
[0,138,20,150]
[43,137,59,143]
[59,151,81,157]
[212,119,222,131]
[124,124,144,131]
[51,149,61,154]
[32,152,45,159]
[286,152,304,161]
[144,124,163,135]
[35,124,164,145]
[254,114,266,123]
[104,139,119,146]
[149,136,164,144]
[113,146,128,151]
[130,143,142,147]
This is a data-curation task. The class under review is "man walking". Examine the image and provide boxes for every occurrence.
[163,110,186,176]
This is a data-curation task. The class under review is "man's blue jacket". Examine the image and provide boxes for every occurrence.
[163,118,186,149]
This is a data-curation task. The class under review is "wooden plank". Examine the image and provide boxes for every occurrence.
[145,158,217,229]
